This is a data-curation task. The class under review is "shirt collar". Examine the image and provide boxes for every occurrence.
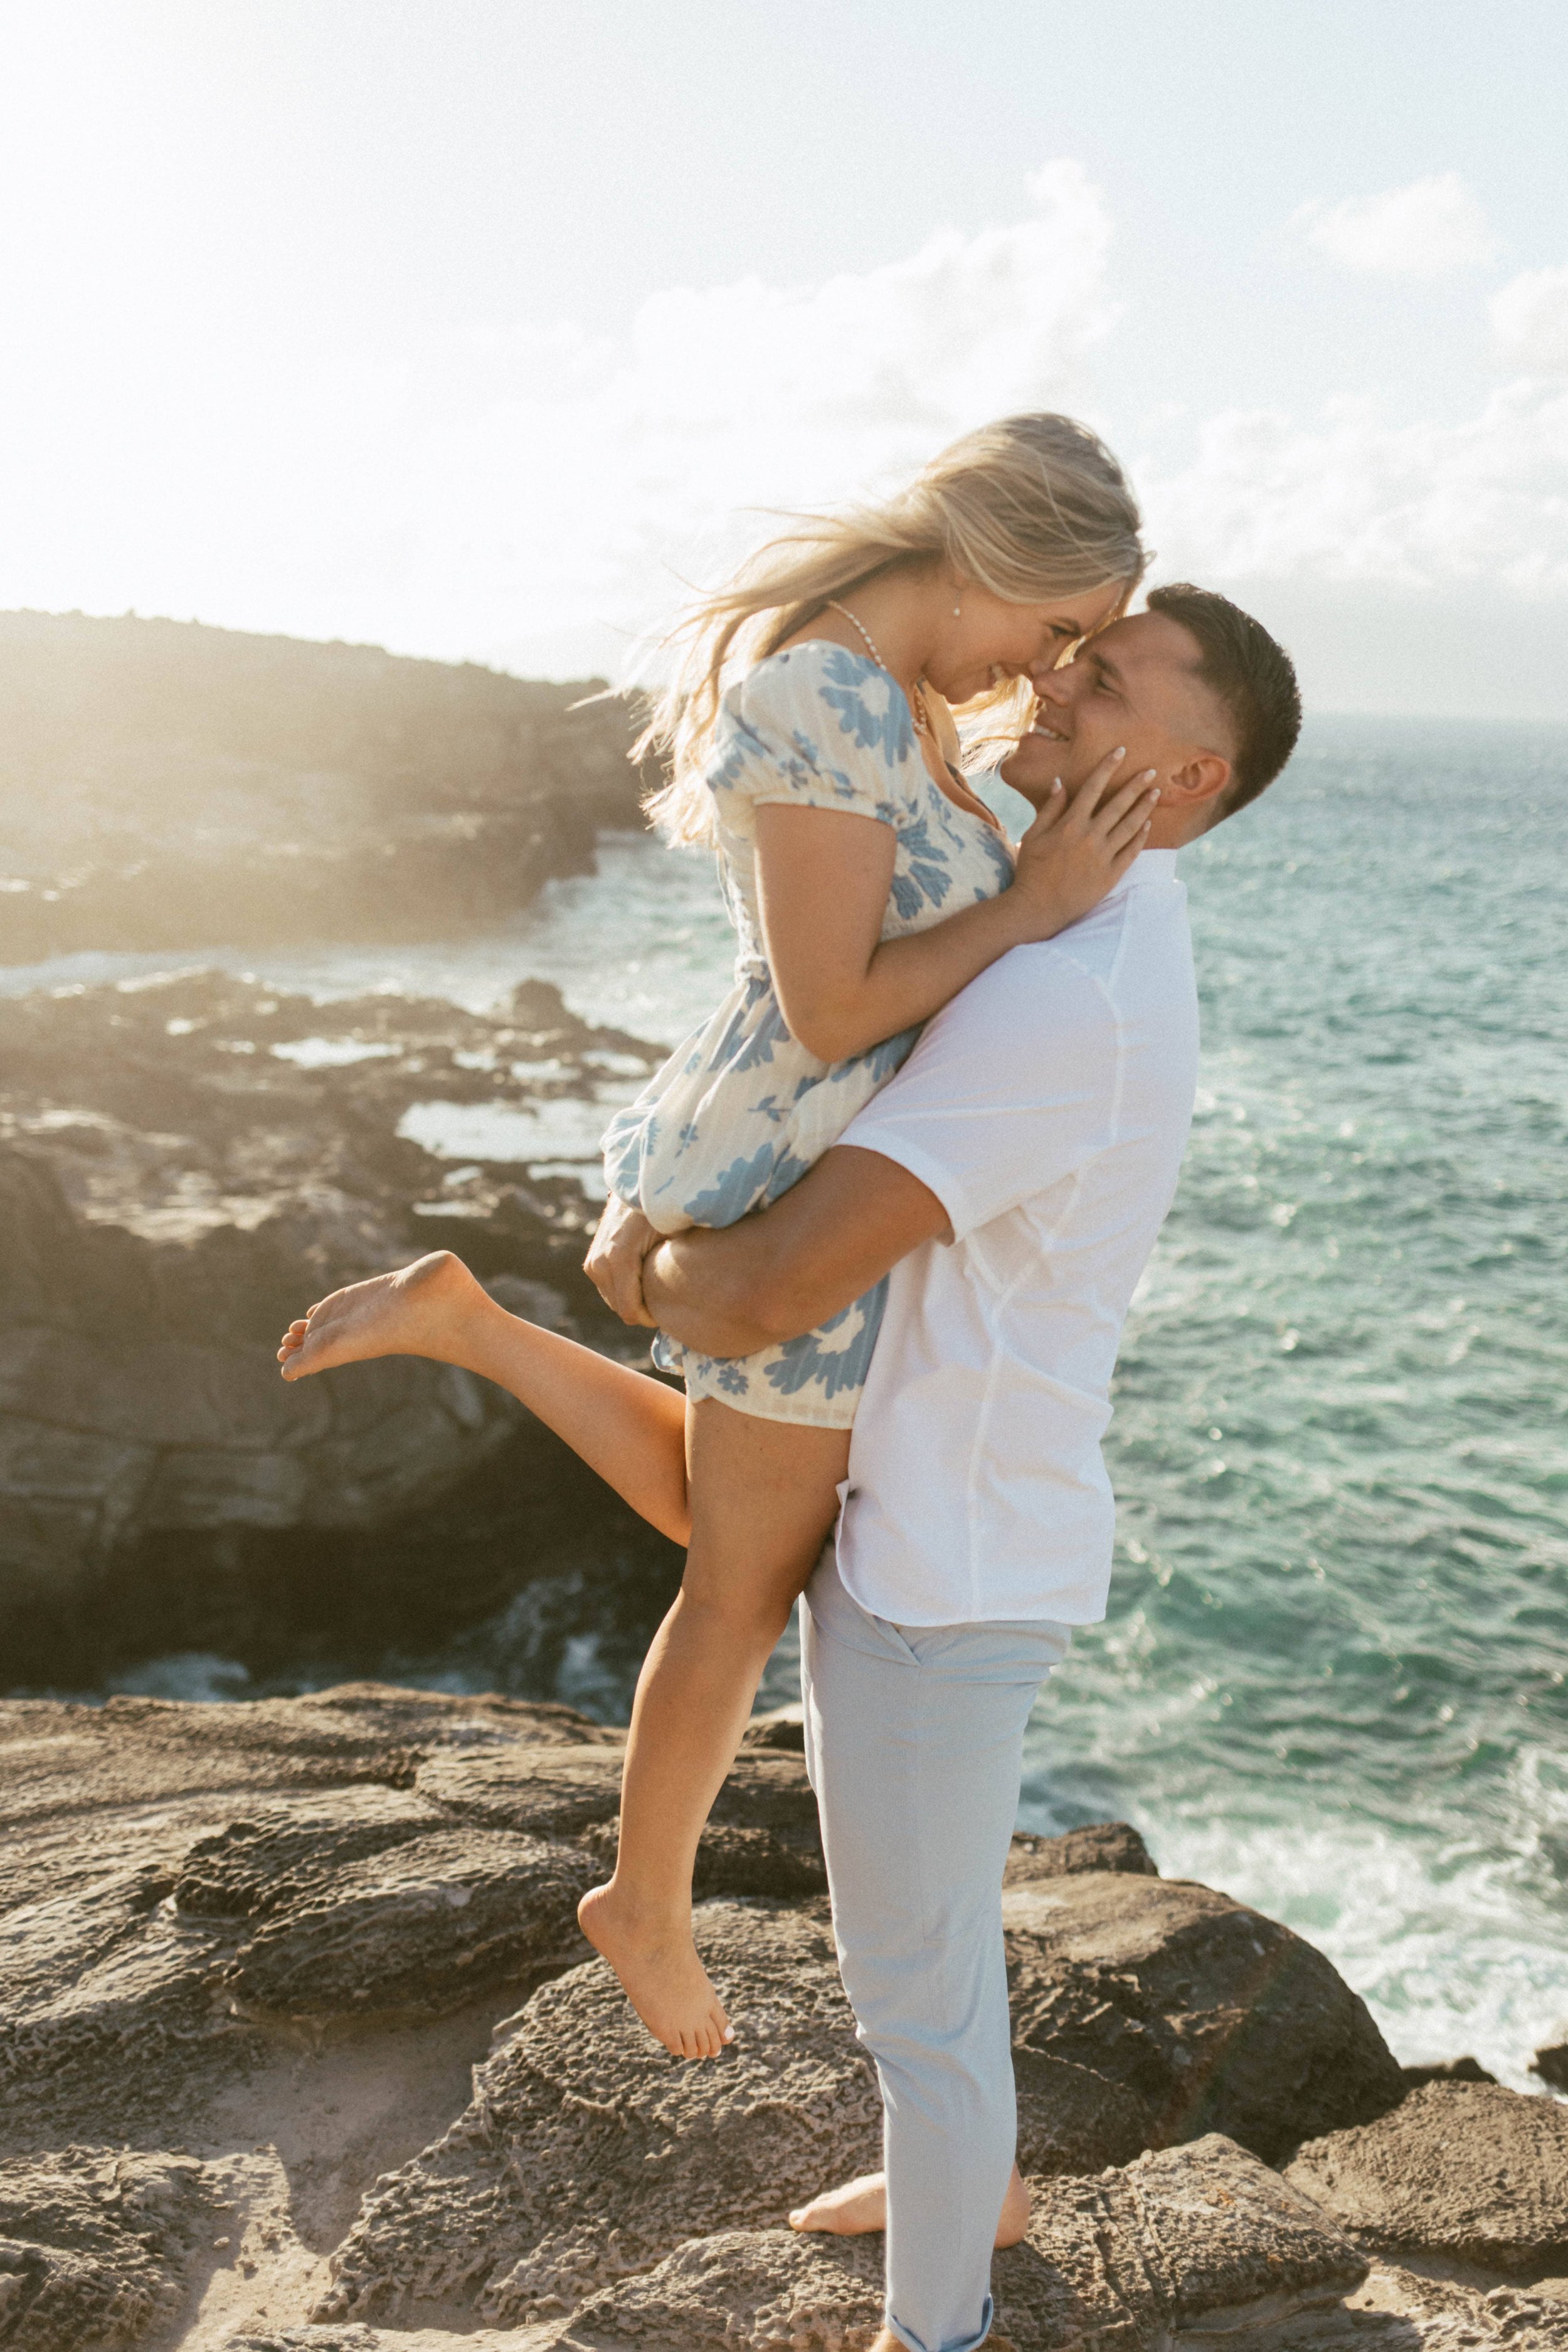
[1107,847,1179,898]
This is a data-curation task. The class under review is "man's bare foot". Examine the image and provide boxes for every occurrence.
[789,2163,1030,2246]
[578,1882,734,2062]
[277,1250,484,1381]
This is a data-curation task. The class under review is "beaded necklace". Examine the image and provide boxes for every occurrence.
[825,600,932,737]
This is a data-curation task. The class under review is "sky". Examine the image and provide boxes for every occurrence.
[2,0,1565,717]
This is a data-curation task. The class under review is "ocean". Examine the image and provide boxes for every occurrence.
[6,713,1566,2090]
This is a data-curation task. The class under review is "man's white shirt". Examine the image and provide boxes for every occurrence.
[835,848,1199,1626]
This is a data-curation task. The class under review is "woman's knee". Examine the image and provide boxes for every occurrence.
[674,1577,798,1649]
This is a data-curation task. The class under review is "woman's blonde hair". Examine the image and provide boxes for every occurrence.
[638,413,1145,844]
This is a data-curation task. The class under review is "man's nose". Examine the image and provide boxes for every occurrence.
[1031,661,1075,708]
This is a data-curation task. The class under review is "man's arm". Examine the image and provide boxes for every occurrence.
[640,1146,950,1360]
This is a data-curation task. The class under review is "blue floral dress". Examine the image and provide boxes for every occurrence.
[602,641,1014,1428]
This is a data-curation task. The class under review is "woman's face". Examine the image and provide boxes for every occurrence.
[930,576,1128,706]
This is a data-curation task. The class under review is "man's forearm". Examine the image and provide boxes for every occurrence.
[641,1222,781,1359]
[641,1146,950,1360]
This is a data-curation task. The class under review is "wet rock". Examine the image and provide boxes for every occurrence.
[1003,1868,1406,2164]
[0,968,680,1687]
[0,609,653,961]
[1534,2023,1568,2092]
[1286,2079,1568,2274]
[0,2145,216,2351]
[316,1902,882,2327]
[554,2134,1367,2351]
[1004,1819,1158,1885]
[1402,2054,1498,2087]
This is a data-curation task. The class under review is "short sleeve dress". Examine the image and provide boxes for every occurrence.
[601,640,1015,1429]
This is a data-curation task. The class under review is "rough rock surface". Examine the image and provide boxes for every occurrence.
[1005,1820,1158,1884]
[0,1685,624,2147]
[1535,2023,1568,2092]
[0,968,681,1683]
[1402,2054,1498,2088]
[0,2146,220,2351]
[553,2134,1367,2351]
[1287,2079,1568,2273]
[1003,1870,1407,2166]
[317,1902,882,2326]
[3,1683,1547,2349]
[0,610,652,961]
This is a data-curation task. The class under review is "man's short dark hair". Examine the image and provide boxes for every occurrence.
[1145,583,1301,820]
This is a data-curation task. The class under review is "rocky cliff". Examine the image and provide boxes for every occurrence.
[0,968,680,1690]
[3,1685,1565,2351]
[0,612,651,960]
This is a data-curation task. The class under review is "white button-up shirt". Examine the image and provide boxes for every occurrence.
[835,849,1198,1626]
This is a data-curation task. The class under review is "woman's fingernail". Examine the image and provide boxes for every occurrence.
[1143,768,1158,780]
[1051,778,1063,793]
[1148,788,1160,800]
[1112,746,1126,760]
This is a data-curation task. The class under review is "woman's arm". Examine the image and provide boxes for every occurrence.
[755,748,1156,1062]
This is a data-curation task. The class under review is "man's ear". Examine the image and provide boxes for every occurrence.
[1165,751,1231,813]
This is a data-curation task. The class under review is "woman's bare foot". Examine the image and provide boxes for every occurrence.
[277,1250,485,1381]
[789,2163,1030,2245]
[578,1882,734,2062]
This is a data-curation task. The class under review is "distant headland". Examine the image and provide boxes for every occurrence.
[0,610,651,961]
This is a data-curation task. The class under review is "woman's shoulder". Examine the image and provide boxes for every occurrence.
[729,640,918,772]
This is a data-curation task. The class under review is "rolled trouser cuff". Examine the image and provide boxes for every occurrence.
[886,2291,995,2352]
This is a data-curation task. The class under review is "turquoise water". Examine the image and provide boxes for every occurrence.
[9,716,1566,2085]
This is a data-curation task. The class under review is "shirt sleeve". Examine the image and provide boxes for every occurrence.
[837,944,1120,1239]
[715,643,918,826]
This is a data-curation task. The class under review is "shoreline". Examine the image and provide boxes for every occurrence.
[3,1678,1565,2351]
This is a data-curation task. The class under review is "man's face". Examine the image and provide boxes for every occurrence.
[1029,612,1226,797]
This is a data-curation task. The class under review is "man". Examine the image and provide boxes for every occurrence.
[278,585,1301,2352]
[593,585,1302,2352]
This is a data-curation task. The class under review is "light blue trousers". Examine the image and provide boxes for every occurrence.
[800,1546,1071,2352]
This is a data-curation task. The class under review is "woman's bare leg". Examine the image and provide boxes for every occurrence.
[578,1397,847,2059]
[277,1249,692,1541]
[278,1253,845,2058]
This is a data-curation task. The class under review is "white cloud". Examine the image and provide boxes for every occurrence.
[1146,383,1568,596]
[1491,267,1568,375]
[1294,172,1498,277]
[0,159,1120,677]
[3,154,1566,715]
[1142,382,1568,714]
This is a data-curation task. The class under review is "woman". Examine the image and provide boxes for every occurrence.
[278,413,1152,2064]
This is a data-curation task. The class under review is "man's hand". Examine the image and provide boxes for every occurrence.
[641,1145,949,1361]
[584,1195,660,1327]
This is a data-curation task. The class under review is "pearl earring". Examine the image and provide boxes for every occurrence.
[953,602,961,618]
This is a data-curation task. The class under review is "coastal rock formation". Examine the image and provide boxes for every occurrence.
[0,2146,222,2351]
[1004,1818,1158,1882]
[0,610,652,961]
[1286,2078,1568,2272]
[1536,2022,1568,2092]
[318,1902,881,2326]
[554,2136,1369,2351]
[1003,1869,1407,2164]
[0,1684,1554,2349]
[0,968,680,1686]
